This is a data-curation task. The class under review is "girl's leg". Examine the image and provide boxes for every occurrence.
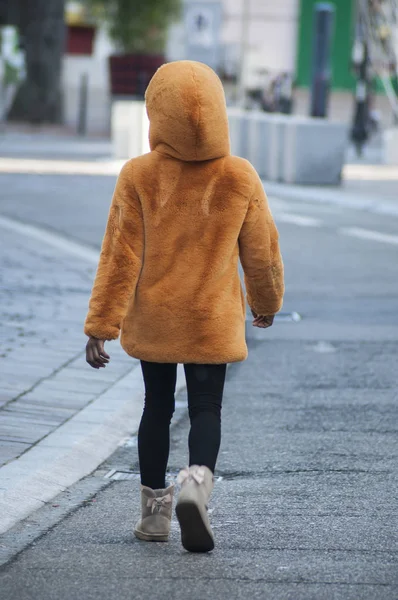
[138,361,177,489]
[184,364,227,473]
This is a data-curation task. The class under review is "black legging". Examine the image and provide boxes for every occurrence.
[138,361,227,489]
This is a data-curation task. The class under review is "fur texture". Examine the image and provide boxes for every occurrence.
[84,60,284,364]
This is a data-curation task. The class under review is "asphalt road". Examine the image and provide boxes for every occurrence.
[0,171,397,599]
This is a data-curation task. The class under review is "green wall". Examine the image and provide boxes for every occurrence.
[296,0,355,90]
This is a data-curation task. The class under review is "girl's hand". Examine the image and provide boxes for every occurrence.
[86,337,110,369]
[251,311,274,329]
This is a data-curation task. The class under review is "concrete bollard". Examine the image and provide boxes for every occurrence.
[281,117,347,185]
[228,108,246,157]
[111,100,150,159]
[229,110,271,171]
[227,109,347,185]
[384,128,398,165]
[246,113,285,181]
[110,102,347,184]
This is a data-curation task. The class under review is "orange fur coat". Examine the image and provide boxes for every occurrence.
[84,61,284,364]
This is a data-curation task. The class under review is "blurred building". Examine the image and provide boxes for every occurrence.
[169,0,391,124]
[168,0,299,88]
[63,2,113,135]
[60,0,392,135]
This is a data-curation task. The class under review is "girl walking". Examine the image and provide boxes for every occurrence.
[84,61,284,553]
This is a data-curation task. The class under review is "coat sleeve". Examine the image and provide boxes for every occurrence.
[84,162,144,340]
[238,171,284,316]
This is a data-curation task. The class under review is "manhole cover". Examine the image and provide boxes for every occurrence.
[104,469,141,481]
[104,469,181,481]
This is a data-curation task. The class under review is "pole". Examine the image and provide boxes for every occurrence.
[236,0,250,108]
[351,44,370,155]
[77,72,88,136]
[310,3,335,118]
[0,51,5,126]
[351,0,371,155]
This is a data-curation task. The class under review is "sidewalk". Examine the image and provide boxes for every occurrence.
[0,126,112,161]
[1,129,397,538]
[0,216,185,533]
[0,129,397,598]
[1,324,397,598]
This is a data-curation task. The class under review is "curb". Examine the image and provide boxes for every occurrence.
[264,180,398,218]
[0,363,186,535]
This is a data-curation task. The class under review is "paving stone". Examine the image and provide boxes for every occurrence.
[20,392,94,410]
[6,401,75,420]
[0,441,30,466]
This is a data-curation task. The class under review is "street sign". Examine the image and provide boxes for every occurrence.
[184,2,222,70]
[186,6,215,48]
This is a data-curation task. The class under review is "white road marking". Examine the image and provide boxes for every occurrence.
[275,212,322,227]
[0,214,100,264]
[340,227,398,246]
[0,157,123,176]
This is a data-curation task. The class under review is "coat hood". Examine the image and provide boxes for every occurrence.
[145,60,231,162]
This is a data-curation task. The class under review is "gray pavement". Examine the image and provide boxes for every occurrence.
[0,133,398,599]
[0,129,112,161]
[0,225,136,467]
[0,338,397,598]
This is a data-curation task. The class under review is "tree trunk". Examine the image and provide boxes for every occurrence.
[8,0,66,124]
[0,0,18,25]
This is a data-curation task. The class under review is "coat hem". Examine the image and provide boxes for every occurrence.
[120,341,248,365]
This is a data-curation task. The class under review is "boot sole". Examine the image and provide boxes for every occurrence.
[176,500,215,553]
[133,528,169,542]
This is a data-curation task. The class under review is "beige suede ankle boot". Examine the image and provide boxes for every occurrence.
[134,484,174,542]
[176,465,215,552]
